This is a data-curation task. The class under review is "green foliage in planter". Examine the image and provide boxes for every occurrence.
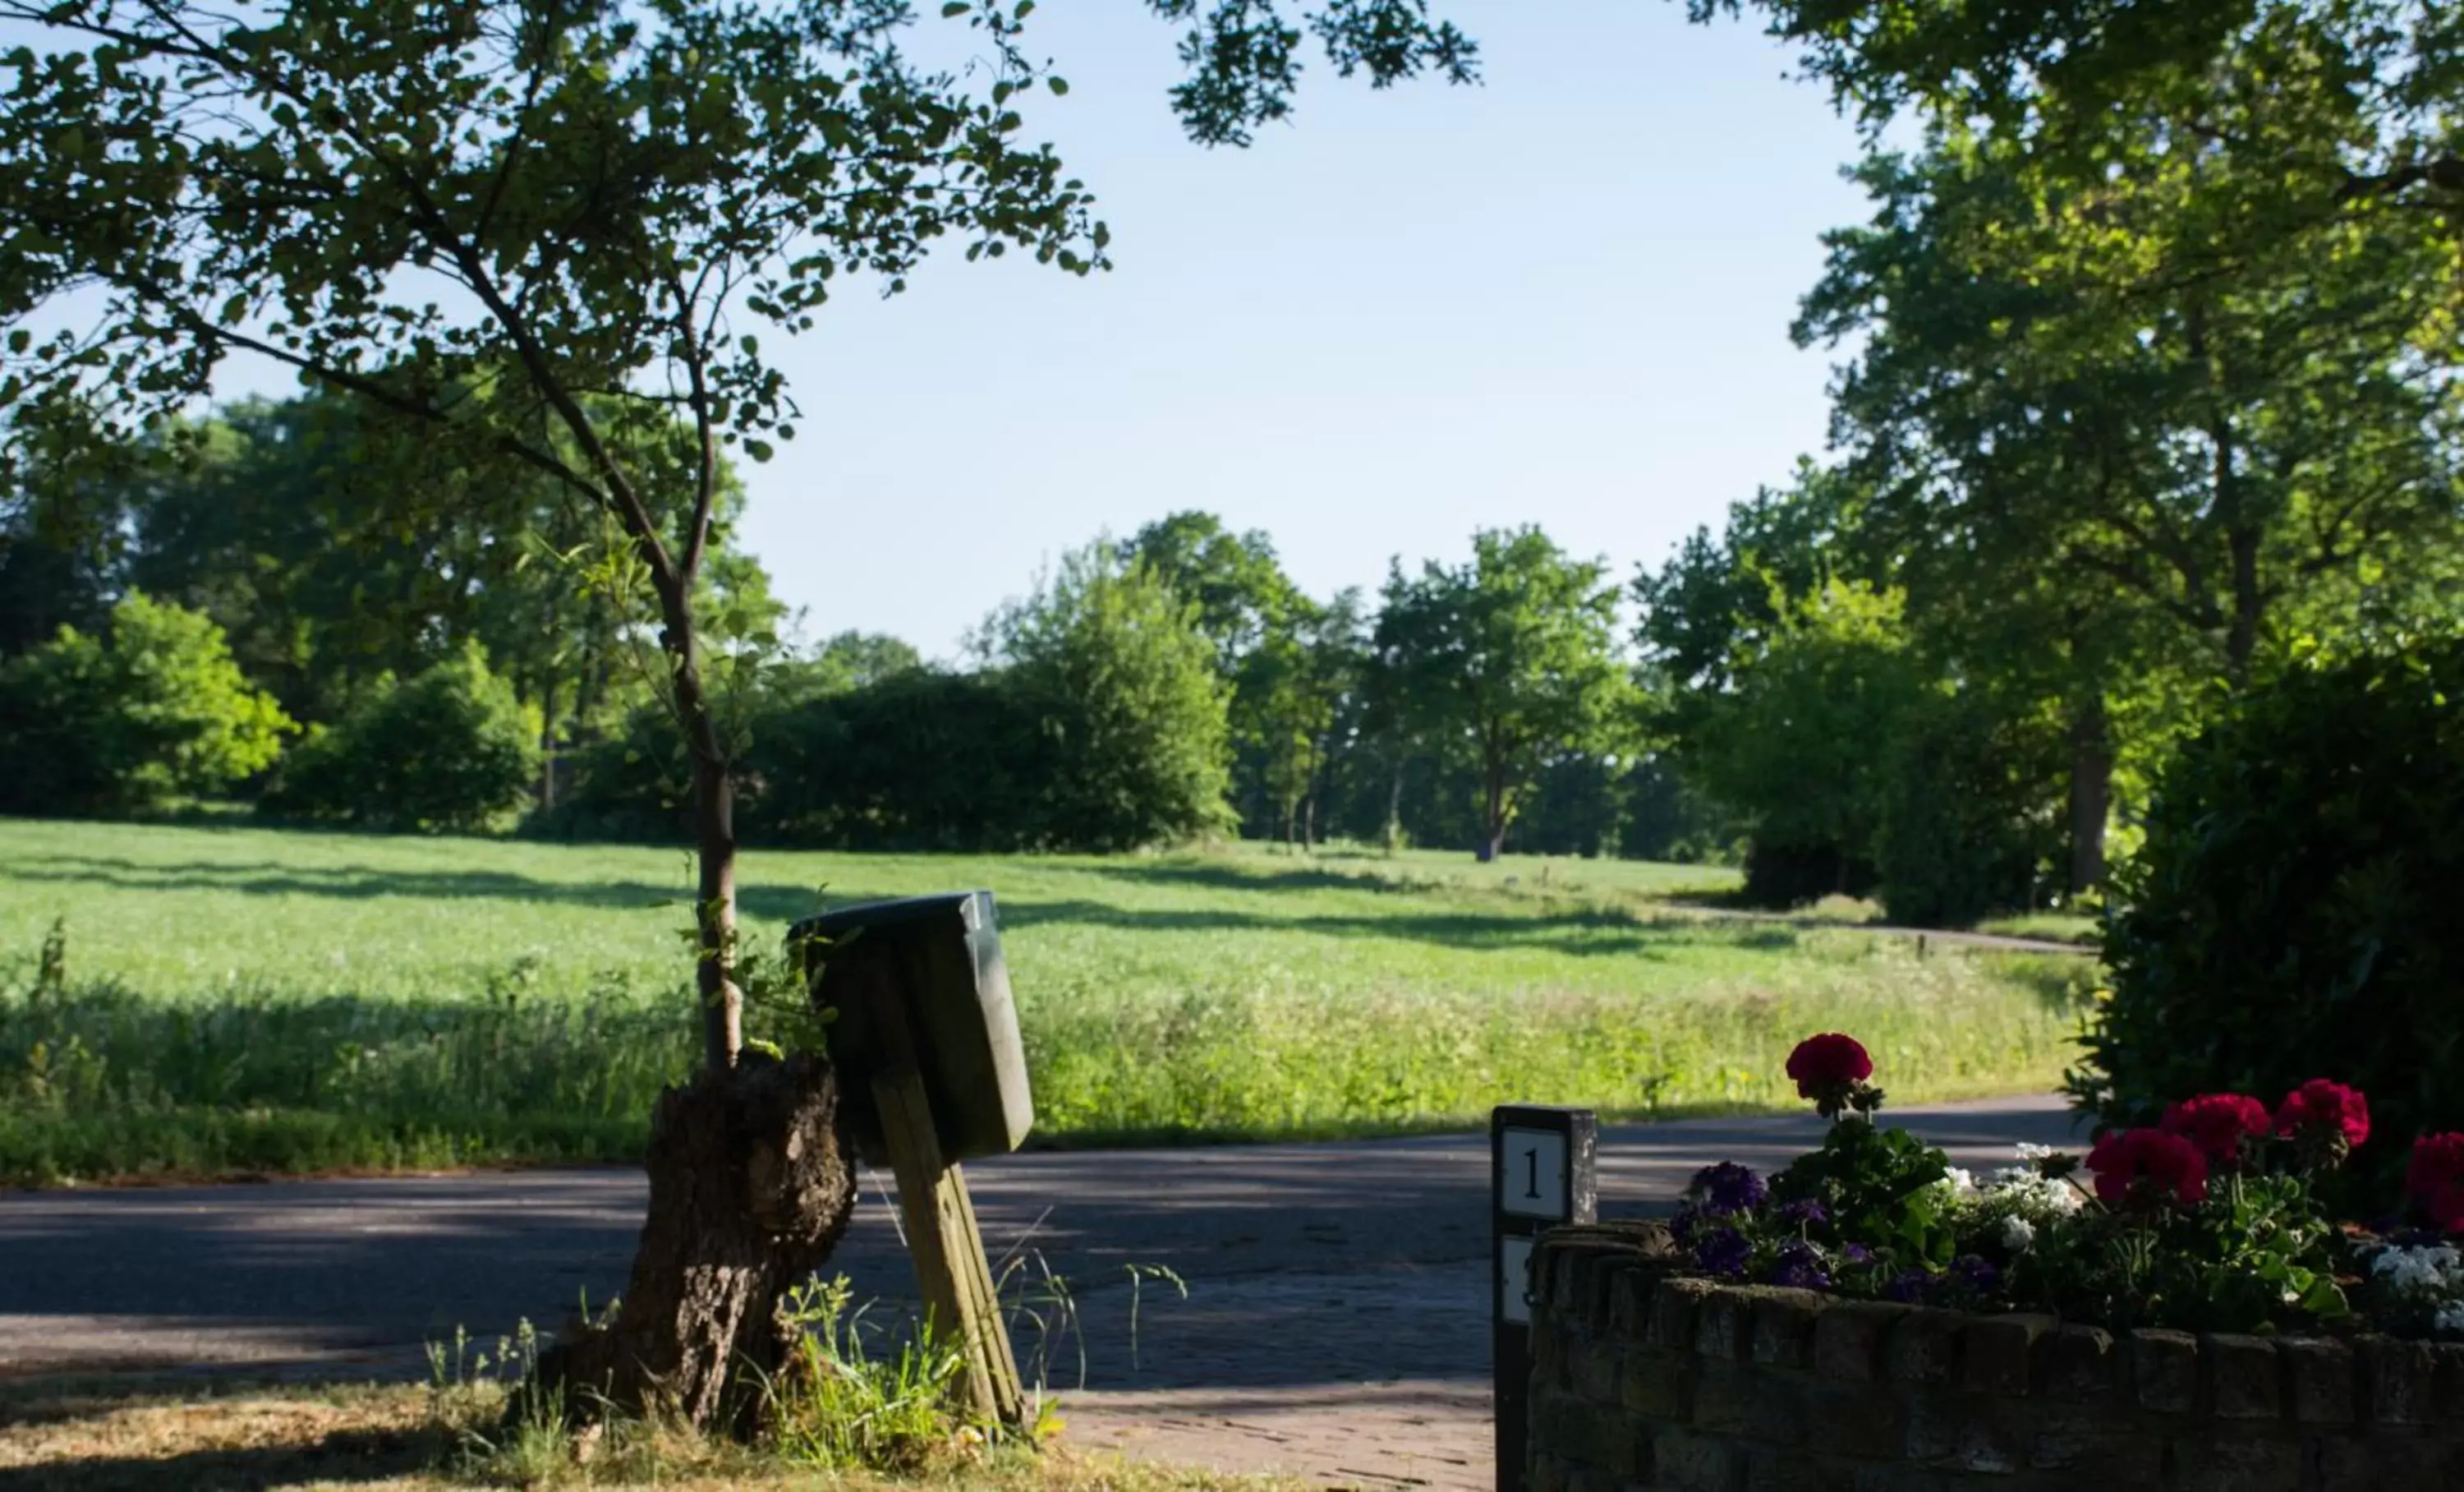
[2019,1170,2351,1333]
[1770,1119,1956,1264]
[2069,636,2464,1195]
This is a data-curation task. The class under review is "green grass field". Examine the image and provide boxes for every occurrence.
[0,819,2096,1185]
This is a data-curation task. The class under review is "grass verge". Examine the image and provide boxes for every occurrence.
[0,1375,1289,1492]
[1,819,2094,1184]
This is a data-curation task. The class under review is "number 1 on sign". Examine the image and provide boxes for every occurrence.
[1498,1127,1568,1220]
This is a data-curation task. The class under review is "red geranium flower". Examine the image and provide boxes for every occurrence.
[2408,1134,2464,1232]
[1786,1033,1873,1098]
[2087,1127,2209,1207]
[2158,1094,2272,1163]
[2275,1080,2370,1150]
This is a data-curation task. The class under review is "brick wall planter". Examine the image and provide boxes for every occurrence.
[1528,1220,2464,1491]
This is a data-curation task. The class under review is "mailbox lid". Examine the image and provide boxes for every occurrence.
[792,890,1033,1162]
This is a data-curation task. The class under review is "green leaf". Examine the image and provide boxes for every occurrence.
[743,439,775,463]
[1048,76,1069,96]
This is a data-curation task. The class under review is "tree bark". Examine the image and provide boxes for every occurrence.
[690,743,742,1071]
[2225,518,2261,681]
[1383,751,1404,854]
[1478,759,1507,863]
[649,572,742,1075]
[539,674,559,813]
[532,1051,855,1434]
[2066,694,2114,896]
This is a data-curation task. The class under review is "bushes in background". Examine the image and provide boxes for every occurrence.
[2071,636,2464,1198]
[550,552,1236,854]
[0,592,292,817]
[747,668,1052,850]
[261,644,540,832]
[987,546,1235,850]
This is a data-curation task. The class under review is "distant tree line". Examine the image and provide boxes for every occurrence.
[10,34,2462,905]
[0,392,1703,860]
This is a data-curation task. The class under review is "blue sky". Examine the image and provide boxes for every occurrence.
[162,4,1875,657]
[725,2,1873,657]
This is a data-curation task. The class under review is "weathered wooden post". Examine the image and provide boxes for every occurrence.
[1492,1104,1597,1491]
[795,891,1032,1429]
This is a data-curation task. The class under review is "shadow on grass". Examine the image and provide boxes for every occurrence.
[0,1380,448,1492]
[10,854,1725,960]
[1073,859,1400,897]
[16,846,2074,964]
[976,896,1682,959]
[0,1436,432,1492]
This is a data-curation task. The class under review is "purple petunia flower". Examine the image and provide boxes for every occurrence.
[1841,1244,1873,1265]
[1768,1241,1832,1291]
[1669,1205,1699,1246]
[1883,1269,1935,1303]
[1694,1227,1754,1278]
[1952,1255,2002,1293]
[1689,1162,1768,1218]
[1772,1199,1828,1228]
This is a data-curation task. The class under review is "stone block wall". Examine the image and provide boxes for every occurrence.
[1527,1221,2464,1491]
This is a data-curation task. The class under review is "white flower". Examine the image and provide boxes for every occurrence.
[1984,1167,2085,1215]
[2436,1302,2464,1337]
[1925,1168,1978,1204]
[2000,1215,2037,1252]
[2016,1143,2062,1164]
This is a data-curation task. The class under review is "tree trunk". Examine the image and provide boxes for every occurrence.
[1478,761,1507,863]
[539,674,559,813]
[2226,520,2261,682]
[2067,694,2114,896]
[527,574,828,1437]
[1383,752,1404,854]
[690,743,742,1071]
[532,1052,855,1434]
[652,574,739,1074]
[2191,301,2263,684]
[1303,790,1317,850]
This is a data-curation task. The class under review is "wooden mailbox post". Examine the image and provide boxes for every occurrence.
[793,891,1032,1429]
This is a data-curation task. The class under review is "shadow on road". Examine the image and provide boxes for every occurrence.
[0,1101,2088,1397]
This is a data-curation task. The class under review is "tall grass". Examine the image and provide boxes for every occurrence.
[0,819,2092,1183]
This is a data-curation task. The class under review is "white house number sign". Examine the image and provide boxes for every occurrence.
[1500,1126,1570,1218]
[1497,1126,1568,1324]
[1490,1104,1597,1492]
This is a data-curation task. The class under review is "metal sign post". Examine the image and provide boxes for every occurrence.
[1492,1104,1597,1491]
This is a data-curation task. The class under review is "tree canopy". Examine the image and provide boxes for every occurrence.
[1375,527,1626,862]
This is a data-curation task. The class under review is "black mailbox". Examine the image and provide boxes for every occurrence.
[791,891,1034,1165]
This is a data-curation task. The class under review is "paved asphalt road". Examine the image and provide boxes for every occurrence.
[0,1097,2083,1381]
[0,1097,2086,1485]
